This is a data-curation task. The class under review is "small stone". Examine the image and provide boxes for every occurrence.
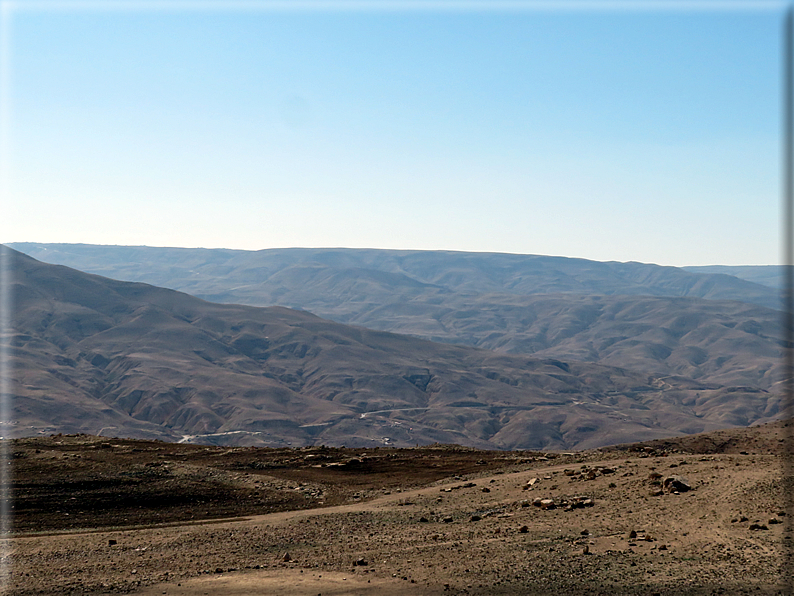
[481,487,490,493]
[108,539,117,546]
[749,523,769,531]
[582,545,590,555]
[283,552,292,562]
[580,529,589,535]
[355,558,368,566]
[519,525,529,533]
[470,515,481,522]
[629,530,637,539]
[663,475,691,493]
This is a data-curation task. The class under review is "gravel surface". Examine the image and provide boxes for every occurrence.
[5,423,792,595]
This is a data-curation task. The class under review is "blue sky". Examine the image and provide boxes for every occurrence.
[1,1,786,266]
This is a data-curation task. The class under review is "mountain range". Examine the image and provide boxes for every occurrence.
[4,244,786,450]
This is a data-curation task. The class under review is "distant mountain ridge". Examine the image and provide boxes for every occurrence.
[9,243,780,309]
[8,244,784,392]
[683,264,789,290]
[4,246,783,450]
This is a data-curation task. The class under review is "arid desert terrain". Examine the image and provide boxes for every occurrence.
[6,420,792,596]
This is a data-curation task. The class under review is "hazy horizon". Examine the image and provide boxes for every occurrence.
[6,240,787,270]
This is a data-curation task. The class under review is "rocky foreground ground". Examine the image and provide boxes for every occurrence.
[4,421,793,595]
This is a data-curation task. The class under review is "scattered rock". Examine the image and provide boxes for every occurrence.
[749,523,769,531]
[355,557,368,566]
[108,539,117,546]
[519,525,529,533]
[282,552,292,562]
[470,515,481,522]
[663,475,691,493]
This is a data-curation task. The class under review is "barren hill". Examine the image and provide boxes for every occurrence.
[4,247,782,450]
[10,243,780,308]
[683,264,789,290]
[9,244,786,391]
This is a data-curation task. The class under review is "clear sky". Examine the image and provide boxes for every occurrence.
[0,1,786,266]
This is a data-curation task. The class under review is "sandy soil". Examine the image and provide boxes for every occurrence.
[5,423,792,595]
